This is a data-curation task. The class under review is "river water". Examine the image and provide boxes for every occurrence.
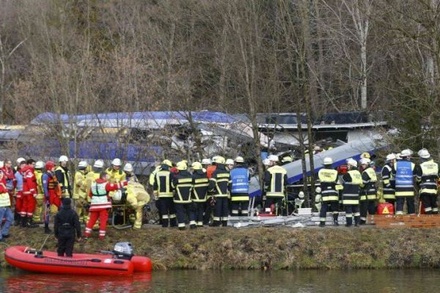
[1,269,439,292]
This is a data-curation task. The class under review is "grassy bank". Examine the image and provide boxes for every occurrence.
[2,225,440,270]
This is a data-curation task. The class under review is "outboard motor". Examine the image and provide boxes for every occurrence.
[113,242,134,260]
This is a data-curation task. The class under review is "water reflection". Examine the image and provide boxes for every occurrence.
[1,269,439,293]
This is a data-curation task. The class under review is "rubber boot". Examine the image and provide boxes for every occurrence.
[345,217,352,227]
[14,212,21,226]
[319,221,325,227]
[170,218,177,227]
[44,225,52,234]
[161,219,169,228]
[354,216,360,227]
[333,214,339,226]
[20,217,27,228]
[212,220,221,227]
[221,221,228,227]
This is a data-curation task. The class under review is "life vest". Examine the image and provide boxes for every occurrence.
[395,160,415,197]
[90,181,112,210]
[265,165,287,198]
[230,167,250,201]
[419,160,439,194]
[318,168,339,202]
[342,170,362,205]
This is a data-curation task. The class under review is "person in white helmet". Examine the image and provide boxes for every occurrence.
[382,154,396,204]
[415,149,439,214]
[123,163,138,182]
[55,155,72,198]
[229,156,251,217]
[359,157,378,225]
[13,158,27,226]
[395,149,416,215]
[341,159,363,227]
[73,161,90,224]
[106,158,126,184]
[318,157,341,227]
[263,155,287,215]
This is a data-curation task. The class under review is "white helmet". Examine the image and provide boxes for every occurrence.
[235,156,244,163]
[262,158,271,166]
[93,159,104,168]
[347,158,358,168]
[225,159,234,165]
[123,163,133,172]
[323,157,333,165]
[386,153,396,161]
[201,158,212,165]
[59,155,69,162]
[268,155,279,162]
[0,161,4,169]
[16,157,26,165]
[78,161,88,168]
[112,190,123,202]
[112,158,122,166]
[401,149,413,157]
[35,161,45,169]
[418,148,430,159]
[360,158,371,165]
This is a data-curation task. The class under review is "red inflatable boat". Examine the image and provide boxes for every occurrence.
[5,243,152,276]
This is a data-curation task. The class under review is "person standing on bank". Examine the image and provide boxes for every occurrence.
[341,159,363,227]
[415,148,439,214]
[395,149,416,215]
[55,155,72,199]
[54,198,82,257]
[381,153,396,205]
[318,157,340,227]
[229,156,251,217]
[359,157,378,224]
[0,171,13,242]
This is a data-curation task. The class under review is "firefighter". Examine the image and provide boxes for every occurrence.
[229,156,250,217]
[201,158,211,173]
[55,155,72,198]
[54,198,81,257]
[318,157,340,227]
[42,161,62,234]
[84,172,126,240]
[191,162,209,227]
[209,156,230,227]
[263,155,287,215]
[172,161,194,230]
[0,170,13,242]
[123,163,138,182]
[225,159,235,171]
[106,158,126,183]
[359,157,378,224]
[415,149,439,214]
[21,159,39,228]
[73,161,89,223]
[382,153,396,204]
[341,158,363,227]
[32,161,45,223]
[395,149,416,215]
[154,159,177,227]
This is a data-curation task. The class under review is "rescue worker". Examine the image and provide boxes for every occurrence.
[382,153,396,204]
[42,161,62,233]
[84,172,126,240]
[54,198,81,257]
[341,159,363,227]
[394,149,416,215]
[201,158,211,173]
[55,155,72,198]
[359,157,378,224]
[2,160,16,209]
[415,149,439,214]
[208,156,230,226]
[191,161,209,227]
[263,155,287,215]
[154,159,177,227]
[106,158,126,183]
[123,163,138,182]
[229,156,250,217]
[13,158,26,226]
[32,161,45,223]
[0,170,13,242]
[281,156,293,165]
[225,159,235,171]
[172,161,195,230]
[73,161,89,223]
[84,160,104,229]
[317,157,340,227]
[21,159,38,228]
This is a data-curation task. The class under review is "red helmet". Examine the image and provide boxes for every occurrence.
[45,161,55,170]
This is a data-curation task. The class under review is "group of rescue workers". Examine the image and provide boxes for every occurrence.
[0,157,137,242]
[0,146,437,241]
[317,148,439,227]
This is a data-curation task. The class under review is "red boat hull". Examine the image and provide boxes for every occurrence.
[5,246,152,275]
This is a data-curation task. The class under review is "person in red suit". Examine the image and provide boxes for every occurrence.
[84,172,126,240]
[20,159,38,228]
[42,161,62,234]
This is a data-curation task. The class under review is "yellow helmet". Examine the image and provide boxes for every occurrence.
[361,152,371,159]
[191,162,203,170]
[176,161,187,171]
[213,156,225,164]
[162,159,172,167]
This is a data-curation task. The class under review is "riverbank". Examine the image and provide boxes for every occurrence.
[1,225,440,270]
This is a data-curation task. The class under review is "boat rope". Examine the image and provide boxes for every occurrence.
[39,234,51,251]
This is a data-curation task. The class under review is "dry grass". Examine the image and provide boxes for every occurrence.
[2,225,440,270]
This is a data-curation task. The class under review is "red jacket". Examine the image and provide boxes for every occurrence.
[22,165,37,196]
